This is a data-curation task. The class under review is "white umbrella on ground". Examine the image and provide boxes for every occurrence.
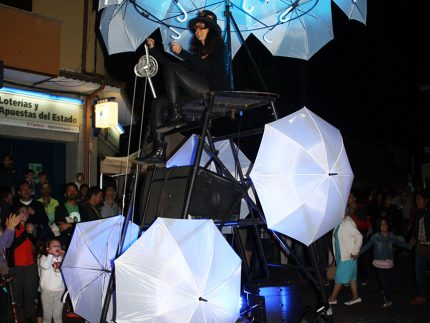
[115,218,242,322]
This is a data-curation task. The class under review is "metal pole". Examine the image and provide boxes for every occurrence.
[224,0,234,90]
[224,4,279,120]
[182,93,215,218]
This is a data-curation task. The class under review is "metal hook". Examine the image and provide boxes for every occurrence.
[263,29,273,43]
[279,6,294,22]
[169,27,181,40]
[174,0,188,22]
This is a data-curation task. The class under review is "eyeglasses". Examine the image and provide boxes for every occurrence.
[193,23,207,31]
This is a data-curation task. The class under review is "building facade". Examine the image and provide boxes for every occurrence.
[0,0,131,194]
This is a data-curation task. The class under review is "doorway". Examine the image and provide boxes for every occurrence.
[0,136,66,199]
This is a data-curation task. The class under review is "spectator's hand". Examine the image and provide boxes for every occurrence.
[409,237,417,247]
[28,207,35,216]
[351,254,359,260]
[147,38,155,49]
[60,249,65,257]
[25,223,34,234]
[5,213,20,230]
[58,222,72,232]
[171,42,182,54]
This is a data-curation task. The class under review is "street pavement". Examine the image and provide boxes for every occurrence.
[298,251,429,323]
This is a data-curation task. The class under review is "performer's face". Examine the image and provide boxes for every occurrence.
[194,22,209,44]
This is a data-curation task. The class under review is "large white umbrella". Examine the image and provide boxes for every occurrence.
[61,215,139,323]
[250,107,354,246]
[115,218,242,322]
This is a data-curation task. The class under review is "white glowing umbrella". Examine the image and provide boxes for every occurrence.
[61,215,139,323]
[115,218,242,322]
[250,107,354,246]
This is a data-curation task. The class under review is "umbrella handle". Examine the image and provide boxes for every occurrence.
[169,27,181,40]
[174,1,188,22]
[263,30,273,43]
[279,6,294,22]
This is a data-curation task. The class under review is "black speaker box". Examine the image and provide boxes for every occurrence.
[138,166,242,225]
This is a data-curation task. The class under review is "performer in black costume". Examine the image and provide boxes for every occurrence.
[137,10,228,165]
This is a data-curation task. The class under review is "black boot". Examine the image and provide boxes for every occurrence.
[158,103,187,133]
[136,141,167,166]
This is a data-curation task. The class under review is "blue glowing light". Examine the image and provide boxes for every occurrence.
[115,124,125,134]
[0,86,83,105]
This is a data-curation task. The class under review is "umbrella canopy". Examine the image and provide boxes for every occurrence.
[332,0,367,24]
[99,1,160,54]
[61,215,140,323]
[250,0,334,60]
[249,107,354,246]
[115,218,242,322]
[98,0,366,60]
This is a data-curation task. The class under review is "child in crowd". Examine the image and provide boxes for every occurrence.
[38,238,65,323]
[360,217,411,308]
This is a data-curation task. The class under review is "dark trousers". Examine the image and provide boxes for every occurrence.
[149,56,209,146]
[375,267,394,302]
[10,263,38,319]
[415,253,430,297]
[0,283,13,323]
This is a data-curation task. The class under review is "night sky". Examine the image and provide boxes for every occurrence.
[105,1,430,185]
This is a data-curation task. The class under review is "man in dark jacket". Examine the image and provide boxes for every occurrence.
[14,181,49,240]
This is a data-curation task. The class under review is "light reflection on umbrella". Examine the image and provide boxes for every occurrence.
[249,107,354,246]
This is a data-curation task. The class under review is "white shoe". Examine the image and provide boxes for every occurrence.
[344,298,362,305]
[328,299,337,305]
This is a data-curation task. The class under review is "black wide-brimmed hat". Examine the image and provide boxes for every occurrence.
[188,10,221,34]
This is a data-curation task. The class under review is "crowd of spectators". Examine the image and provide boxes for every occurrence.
[0,153,120,322]
[322,182,430,309]
[1,151,429,321]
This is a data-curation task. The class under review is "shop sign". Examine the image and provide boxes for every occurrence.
[0,88,83,133]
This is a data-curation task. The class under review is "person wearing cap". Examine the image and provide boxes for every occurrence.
[137,10,228,165]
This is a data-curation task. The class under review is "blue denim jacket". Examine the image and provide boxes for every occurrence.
[360,232,410,260]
